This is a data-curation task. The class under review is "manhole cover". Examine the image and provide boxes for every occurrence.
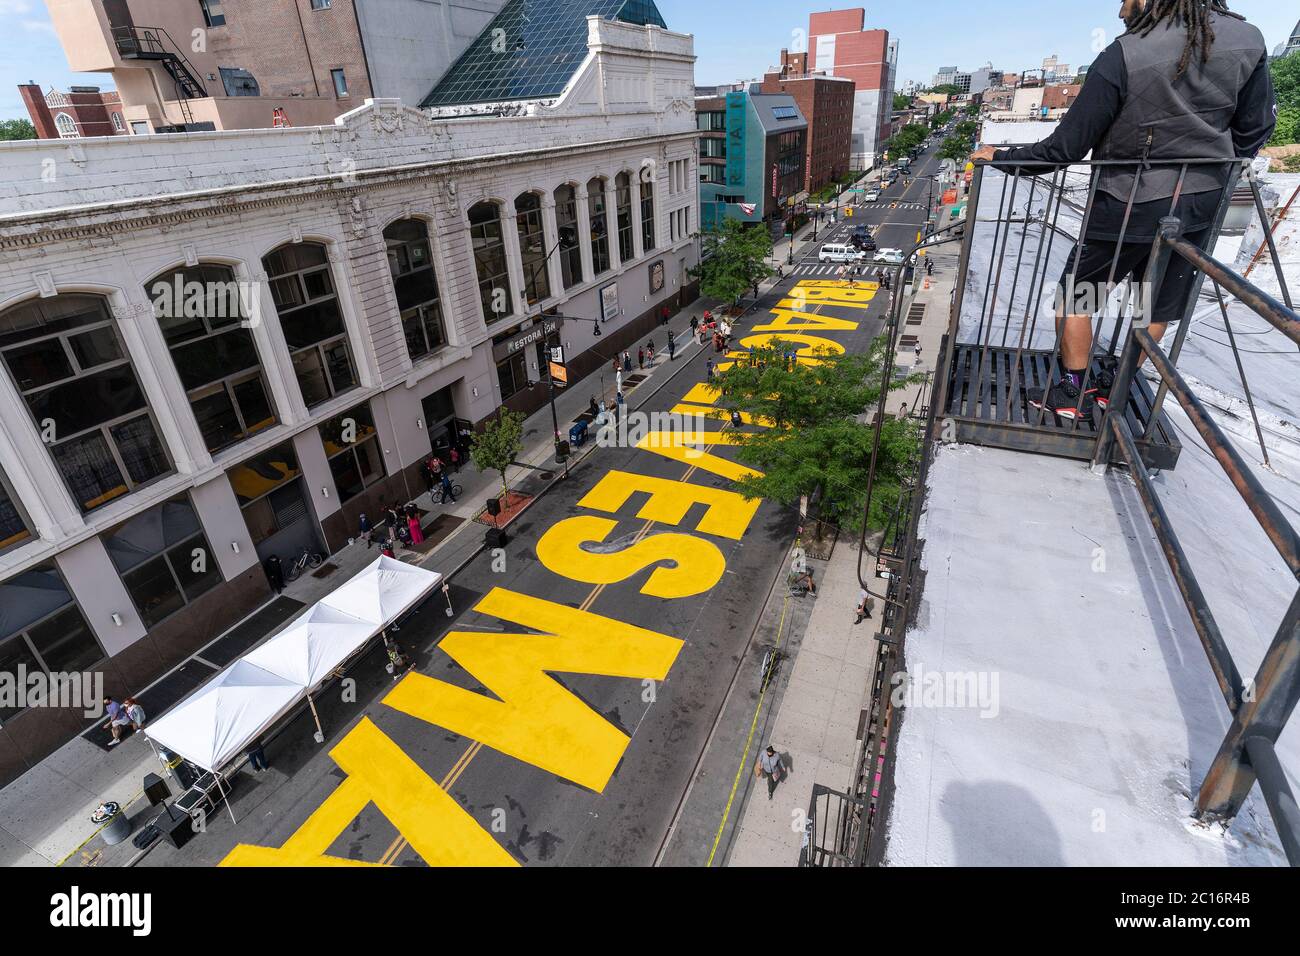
[538,471,555,480]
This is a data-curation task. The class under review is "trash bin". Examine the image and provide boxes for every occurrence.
[92,801,132,846]
[569,421,588,449]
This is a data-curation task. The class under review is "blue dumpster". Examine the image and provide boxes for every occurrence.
[569,420,588,449]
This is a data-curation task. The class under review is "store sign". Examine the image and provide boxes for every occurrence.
[599,282,620,323]
[491,317,562,362]
[726,91,746,189]
[648,260,665,294]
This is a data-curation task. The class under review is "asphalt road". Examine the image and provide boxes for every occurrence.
[153,144,940,869]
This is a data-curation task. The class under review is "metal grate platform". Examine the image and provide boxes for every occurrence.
[944,344,1182,470]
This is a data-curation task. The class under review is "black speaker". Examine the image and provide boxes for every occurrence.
[160,809,197,849]
[142,772,171,806]
[485,527,508,548]
[484,497,501,517]
[555,440,570,462]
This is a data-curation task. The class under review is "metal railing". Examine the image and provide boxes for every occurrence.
[846,153,1300,865]
[1090,216,1300,863]
[933,156,1292,472]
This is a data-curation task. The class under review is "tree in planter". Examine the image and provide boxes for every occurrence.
[690,217,774,311]
[469,409,524,500]
[711,339,921,537]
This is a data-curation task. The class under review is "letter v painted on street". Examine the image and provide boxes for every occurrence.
[383,588,683,793]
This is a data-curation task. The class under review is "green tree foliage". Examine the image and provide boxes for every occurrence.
[711,340,921,535]
[892,92,912,112]
[930,84,961,96]
[0,119,37,141]
[1270,52,1299,146]
[929,109,954,130]
[691,218,774,306]
[883,122,928,160]
[469,409,524,498]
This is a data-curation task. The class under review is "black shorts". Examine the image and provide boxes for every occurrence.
[1056,226,1210,324]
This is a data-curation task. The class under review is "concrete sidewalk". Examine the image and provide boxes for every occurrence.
[721,242,962,867]
[0,289,734,869]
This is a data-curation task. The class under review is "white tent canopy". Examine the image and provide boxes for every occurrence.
[146,555,442,773]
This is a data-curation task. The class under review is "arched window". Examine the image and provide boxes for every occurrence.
[468,201,512,325]
[640,172,656,253]
[0,294,172,513]
[146,263,276,453]
[553,184,583,290]
[615,172,634,263]
[587,177,611,277]
[385,219,446,362]
[0,464,33,556]
[515,192,551,306]
[262,242,357,408]
[54,113,79,138]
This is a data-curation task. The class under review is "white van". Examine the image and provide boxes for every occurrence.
[818,243,864,264]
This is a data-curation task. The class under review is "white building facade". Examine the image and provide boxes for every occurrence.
[0,16,699,784]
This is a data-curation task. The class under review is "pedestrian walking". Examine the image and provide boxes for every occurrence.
[706,358,714,383]
[623,351,632,373]
[612,355,620,376]
[855,587,875,624]
[358,512,373,549]
[428,455,443,485]
[667,330,676,361]
[690,314,699,337]
[589,395,600,418]
[637,346,645,370]
[263,554,285,593]
[616,368,623,394]
[647,342,656,363]
[661,304,671,326]
[914,342,922,360]
[448,446,461,473]
[755,746,786,799]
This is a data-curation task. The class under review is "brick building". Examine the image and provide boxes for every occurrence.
[18,84,128,139]
[758,60,853,194]
[807,7,896,170]
[43,0,511,132]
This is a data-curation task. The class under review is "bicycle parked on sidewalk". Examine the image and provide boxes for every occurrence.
[284,546,324,582]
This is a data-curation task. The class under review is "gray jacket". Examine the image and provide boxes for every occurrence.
[1095,12,1268,204]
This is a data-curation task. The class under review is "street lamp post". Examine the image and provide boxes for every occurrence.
[533,311,605,479]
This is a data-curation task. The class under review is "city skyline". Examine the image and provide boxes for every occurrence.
[3,1,1297,122]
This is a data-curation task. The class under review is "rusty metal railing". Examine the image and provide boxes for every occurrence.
[1091,216,1300,864]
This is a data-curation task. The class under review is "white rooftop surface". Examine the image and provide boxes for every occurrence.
[884,434,1299,866]
[884,167,1300,866]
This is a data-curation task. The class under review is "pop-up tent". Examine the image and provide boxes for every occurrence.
[146,555,442,779]
[144,659,303,775]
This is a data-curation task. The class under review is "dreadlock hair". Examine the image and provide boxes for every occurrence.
[1123,0,1246,76]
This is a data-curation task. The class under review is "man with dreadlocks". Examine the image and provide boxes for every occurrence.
[972,0,1275,420]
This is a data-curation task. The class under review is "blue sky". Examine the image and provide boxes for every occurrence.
[1,0,1296,121]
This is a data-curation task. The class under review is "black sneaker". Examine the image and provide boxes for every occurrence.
[1092,356,1119,411]
[1028,378,1091,421]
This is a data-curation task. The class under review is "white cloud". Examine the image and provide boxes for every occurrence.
[0,1,35,17]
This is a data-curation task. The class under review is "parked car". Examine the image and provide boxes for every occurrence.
[864,189,881,203]
[819,243,867,264]
[873,248,905,265]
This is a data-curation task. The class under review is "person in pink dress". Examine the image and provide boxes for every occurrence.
[406,505,424,545]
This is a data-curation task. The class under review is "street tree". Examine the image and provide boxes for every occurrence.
[711,338,921,536]
[469,408,524,499]
[691,217,774,308]
[1270,52,1298,146]
[0,119,36,142]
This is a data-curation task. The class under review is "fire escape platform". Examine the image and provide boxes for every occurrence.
[944,344,1182,471]
[882,439,1297,866]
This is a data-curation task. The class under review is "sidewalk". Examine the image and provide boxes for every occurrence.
[0,288,736,869]
[719,241,962,867]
